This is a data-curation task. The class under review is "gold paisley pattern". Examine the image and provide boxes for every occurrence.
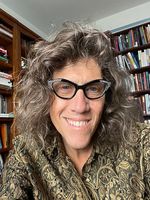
[0,122,149,200]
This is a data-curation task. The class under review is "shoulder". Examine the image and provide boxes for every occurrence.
[120,122,150,168]
[12,133,58,160]
[133,122,150,145]
[135,122,150,163]
[130,123,150,172]
[124,122,150,146]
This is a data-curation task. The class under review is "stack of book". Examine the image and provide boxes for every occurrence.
[0,71,12,89]
[0,23,13,38]
[0,46,8,63]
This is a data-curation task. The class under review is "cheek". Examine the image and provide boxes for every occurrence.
[49,97,66,121]
[92,99,105,121]
[49,98,59,119]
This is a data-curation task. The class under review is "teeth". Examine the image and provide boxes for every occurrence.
[67,119,88,127]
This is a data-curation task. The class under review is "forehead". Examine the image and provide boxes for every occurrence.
[53,58,103,83]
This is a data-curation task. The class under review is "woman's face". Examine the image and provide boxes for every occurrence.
[50,58,105,153]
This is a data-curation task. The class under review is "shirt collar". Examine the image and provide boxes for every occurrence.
[44,133,117,162]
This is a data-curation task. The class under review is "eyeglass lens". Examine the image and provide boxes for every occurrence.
[50,79,110,99]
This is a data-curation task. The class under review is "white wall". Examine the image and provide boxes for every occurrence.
[94,2,150,33]
[1,1,150,37]
[0,2,47,39]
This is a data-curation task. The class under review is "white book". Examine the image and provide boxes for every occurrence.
[123,55,131,70]
[138,50,142,68]
[0,77,12,88]
[130,74,136,92]
[0,112,14,118]
[145,94,150,115]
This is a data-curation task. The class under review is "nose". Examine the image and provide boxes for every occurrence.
[70,89,90,113]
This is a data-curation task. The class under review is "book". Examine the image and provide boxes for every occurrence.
[0,137,3,149]
[0,95,7,114]
[0,113,14,118]
[123,55,132,70]
[141,95,146,114]
[0,55,8,63]
[130,52,140,68]
[139,26,147,45]
[145,94,150,115]
[0,72,12,80]
[145,24,150,43]
[133,27,141,46]
[126,52,137,69]
[130,74,136,92]
[0,23,13,38]
[0,77,12,88]
[1,124,8,149]
[0,154,3,175]
[0,47,7,56]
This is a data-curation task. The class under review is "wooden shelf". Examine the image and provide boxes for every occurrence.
[115,43,150,55]
[111,22,150,123]
[130,66,150,74]
[0,9,42,163]
[0,117,14,122]
[143,114,150,119]
[0,147,10,154]
[0,33,12,45]
[0,61,12,69]
[131,89,150,97]
[0,88,12,95]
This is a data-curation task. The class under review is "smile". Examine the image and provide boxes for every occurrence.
[66,119,89,127]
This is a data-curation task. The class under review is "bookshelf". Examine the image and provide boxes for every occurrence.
[0,9,41,166]
[111,22,150,124]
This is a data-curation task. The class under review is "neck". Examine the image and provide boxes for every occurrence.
[65,144,93,176]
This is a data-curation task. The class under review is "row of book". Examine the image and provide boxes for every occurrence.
[113,24,150,51]
[0,123,11,150]
[130,72,150,92]
[116,49,150,70]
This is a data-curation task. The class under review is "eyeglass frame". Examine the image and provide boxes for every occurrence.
[48,78,111,100]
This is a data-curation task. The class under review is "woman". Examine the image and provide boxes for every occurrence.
[0,22,149,199]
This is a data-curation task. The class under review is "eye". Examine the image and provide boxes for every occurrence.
[54,82,74,94]
[88,86,99,92]
[86,83,103,93]
[59,83,72,90]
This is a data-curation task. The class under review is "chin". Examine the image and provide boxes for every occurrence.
[68,138,92,151]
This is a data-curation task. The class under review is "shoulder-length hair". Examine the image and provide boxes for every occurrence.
[14,22,141,148]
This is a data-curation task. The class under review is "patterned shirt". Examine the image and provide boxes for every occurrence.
[0,122,150,200]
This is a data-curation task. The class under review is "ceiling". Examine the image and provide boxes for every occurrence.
[1,0,150,38]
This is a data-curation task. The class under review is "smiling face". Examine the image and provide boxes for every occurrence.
[49,58,105,154]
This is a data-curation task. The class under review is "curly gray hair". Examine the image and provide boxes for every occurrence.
[14,22,140,148]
